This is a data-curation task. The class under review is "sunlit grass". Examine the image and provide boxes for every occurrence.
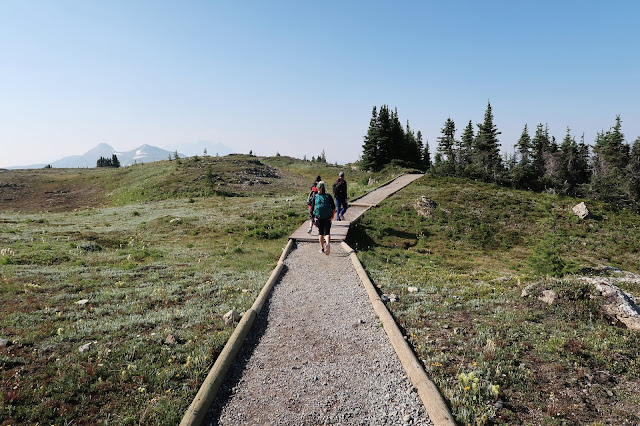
[348,176,640,425]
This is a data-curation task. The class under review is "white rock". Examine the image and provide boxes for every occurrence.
[539,289,557,305]
[223,310,240,325]
[79,342,92,352]
[572,202,591,219]
[407,287,419,293]
[75,299,89,305]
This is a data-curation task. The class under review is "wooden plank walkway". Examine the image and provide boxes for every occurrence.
[290,220,351,242]
[289,173,424,242]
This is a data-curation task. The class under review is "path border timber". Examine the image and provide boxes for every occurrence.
[180,173,454,426]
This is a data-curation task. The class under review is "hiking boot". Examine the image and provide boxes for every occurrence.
[325,243,331,255]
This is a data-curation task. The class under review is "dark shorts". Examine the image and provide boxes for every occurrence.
[316,218,332,236]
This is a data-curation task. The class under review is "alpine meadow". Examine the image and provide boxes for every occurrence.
[1,107,640,425]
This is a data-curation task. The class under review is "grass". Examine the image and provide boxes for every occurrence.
[0,195,308,424]
[347,176,640,425]
[0,156,400,424]
[6,162,638,425]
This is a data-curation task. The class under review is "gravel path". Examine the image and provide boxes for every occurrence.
[206,242,433,425]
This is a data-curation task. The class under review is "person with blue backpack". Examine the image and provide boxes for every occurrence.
[311,181,336,255]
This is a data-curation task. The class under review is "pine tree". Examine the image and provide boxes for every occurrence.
[435,117,456,176]
[416,131,425,169]
[474,102,502,182]
[458,120,474,176]
[422,140,432,171]
[361,106,381,171]
[516,124,532,165]
[531,123,550,187]
[591,116,631,204]
[627,137,640,209]
[112,154,120,168]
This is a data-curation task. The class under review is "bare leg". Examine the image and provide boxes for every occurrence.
[318,234,324,252]
[324,235,331,255]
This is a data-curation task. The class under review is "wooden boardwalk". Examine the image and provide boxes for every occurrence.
[289,219,351,242]
[289,173,424,242]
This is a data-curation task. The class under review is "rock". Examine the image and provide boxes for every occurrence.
[590,279,640,331]
[79,342,92,352]
[75,299,89,305]
[223,310,240,325]
[494,400,504,409]
[0,338,9,348]
[539,289,557,305]
[572,202,591,219]
[414,196,438,218]
[165,334,177,345]
[403,414,412,422]
[407,286,419,293]
[521,285,533,298]
[389,294,398,302]
[367,177,375,186]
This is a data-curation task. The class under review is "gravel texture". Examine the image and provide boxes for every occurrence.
[206,242,432,425]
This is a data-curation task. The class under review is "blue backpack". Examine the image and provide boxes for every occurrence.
[313,194,332,219]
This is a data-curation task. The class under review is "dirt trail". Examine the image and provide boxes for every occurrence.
[205,174,432,425]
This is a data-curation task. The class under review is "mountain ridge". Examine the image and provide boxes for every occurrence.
[7,143,185,169]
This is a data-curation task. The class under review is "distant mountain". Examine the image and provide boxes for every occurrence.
[162,141,234,157]
[9,143,185,169]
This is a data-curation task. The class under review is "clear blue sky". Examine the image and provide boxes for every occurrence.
[1,0,639,168]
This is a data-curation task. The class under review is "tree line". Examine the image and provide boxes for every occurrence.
[361,103,640,211]
[96,154,121,168]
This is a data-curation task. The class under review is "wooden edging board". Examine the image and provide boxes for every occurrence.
[341,241,455,426]
[179,239,295,426]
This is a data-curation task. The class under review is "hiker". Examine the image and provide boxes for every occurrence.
[311,181,335,255]
[332,171,348,221]
[306,175,321,233]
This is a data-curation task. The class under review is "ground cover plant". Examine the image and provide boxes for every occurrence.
[0,156,397,424]
[348,176,640,425]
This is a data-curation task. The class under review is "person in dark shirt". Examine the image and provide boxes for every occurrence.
[332,171,348,221]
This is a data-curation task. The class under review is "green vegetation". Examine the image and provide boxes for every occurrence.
[361,103,640,212]
[0,195,306,424]
[3,157,639,425]
[348,176,640,425]
[0,155,398,424]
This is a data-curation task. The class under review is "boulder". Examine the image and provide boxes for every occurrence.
[223,309,240,325]
[414,196,438,218]
[572,202,591,219]
[539,289,557,305]
[591,280,640,331]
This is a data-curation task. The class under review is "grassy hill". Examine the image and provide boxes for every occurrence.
[347,176,640,425]
[1,159,639,425]
[0,156,410,425]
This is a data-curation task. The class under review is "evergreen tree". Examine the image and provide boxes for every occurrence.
[589,117,634,205]
[474,102,503,182]
[111,154,120,168]
[530,123,550,187]
[422,140,432,171]
[435,117,456,176]
[458,120,474,176]
[627,137,640,208]
[415,131,425,170]
[516,124,532,165]
[361,106,382,171]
